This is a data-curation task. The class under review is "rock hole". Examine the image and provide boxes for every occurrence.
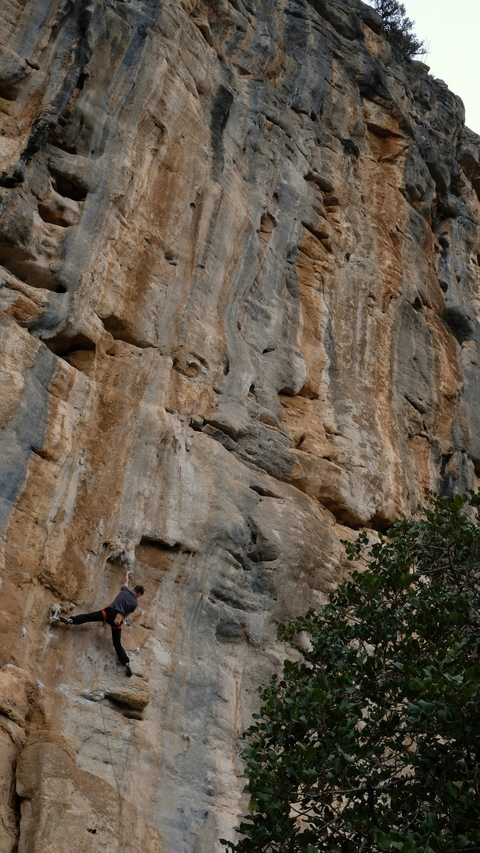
[37,203,72,228]
[104,695,145,720]
[438,236,449,255]
[442,307,474,344]
[139,536,180,551]
[210,85,234,182]
[173,354,207,378]
[189,415,204,431]
[249,484,282,498]
[185,361,201,377]
[439,453,454,499]
[44,332,95,357]
[0,254,67,292]
[340,138,359,157]
[297,383,319,400]
[30,446,49,461]
[0,82,19,101]
[46,135,77,155]
[413,297,423,312]
[223,357,230,376]
[259,213,276,235]
[101,315,151,348]
[44,332,96,357]
[51,172,87,201]
[367,512,393,533]
[87,829,97,834]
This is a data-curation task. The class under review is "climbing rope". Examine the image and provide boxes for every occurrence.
[100,699,126,853]
[87,653,126,853]
[50,602,129,850]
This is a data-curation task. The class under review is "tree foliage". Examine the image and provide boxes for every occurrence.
[373,0,424,58]
[224,493,480,853]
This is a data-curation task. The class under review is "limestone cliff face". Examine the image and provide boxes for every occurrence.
[1,0,480,850]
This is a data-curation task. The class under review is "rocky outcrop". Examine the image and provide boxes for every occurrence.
[1,0,480,850]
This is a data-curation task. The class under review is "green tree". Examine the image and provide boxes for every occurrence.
[224,493,480,853]
[373,0,424,58]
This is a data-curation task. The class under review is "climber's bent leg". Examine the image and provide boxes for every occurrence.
[71,610,104,625]
[111,627,129,665]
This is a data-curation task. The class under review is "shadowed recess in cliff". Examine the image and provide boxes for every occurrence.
[459,147,480,202]
[442,306,474,345]
[210,85,234,182]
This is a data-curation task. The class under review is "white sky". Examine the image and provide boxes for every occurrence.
[367,1,480,134]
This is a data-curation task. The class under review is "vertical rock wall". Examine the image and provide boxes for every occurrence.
[1,0,480,850]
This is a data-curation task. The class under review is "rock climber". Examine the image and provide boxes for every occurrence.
[58,570,145,677]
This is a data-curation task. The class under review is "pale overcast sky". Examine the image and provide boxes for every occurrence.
[367,1,480,134]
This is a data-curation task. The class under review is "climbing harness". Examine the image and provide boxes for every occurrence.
[101,609,124,627]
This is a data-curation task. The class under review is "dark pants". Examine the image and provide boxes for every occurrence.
[70,607,129,665]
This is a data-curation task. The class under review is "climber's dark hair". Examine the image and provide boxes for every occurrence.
[134,585,145,596]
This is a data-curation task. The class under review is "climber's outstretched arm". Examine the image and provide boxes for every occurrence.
[123,568,133,587]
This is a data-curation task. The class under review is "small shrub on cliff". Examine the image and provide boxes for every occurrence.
[223,493,480,853]
[373,0,424,58]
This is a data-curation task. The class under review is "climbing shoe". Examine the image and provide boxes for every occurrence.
[58,616,73,624]
[125,664,133,677]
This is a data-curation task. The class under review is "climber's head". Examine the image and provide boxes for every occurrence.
[133,585,145,598]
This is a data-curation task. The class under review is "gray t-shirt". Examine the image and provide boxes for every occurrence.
[108,585,138,616]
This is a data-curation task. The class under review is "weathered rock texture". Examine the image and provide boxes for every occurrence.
[1,0,480,850]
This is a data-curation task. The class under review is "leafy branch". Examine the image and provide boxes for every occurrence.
[373,0,424,59]
[222,493,480,853]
